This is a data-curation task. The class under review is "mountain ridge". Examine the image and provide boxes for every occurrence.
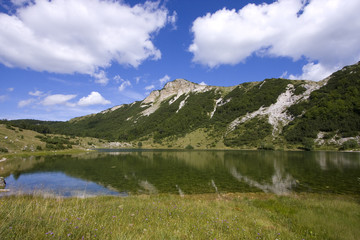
[2,62,360,150]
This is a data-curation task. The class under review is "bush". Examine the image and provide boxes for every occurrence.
[6,125,15,131]
[0,147,8,153]
[300,138,314,151]
[258,142,275,150]
[185,144,194,150]
[339,139,359,150]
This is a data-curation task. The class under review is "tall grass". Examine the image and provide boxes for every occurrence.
[0,193,359,239]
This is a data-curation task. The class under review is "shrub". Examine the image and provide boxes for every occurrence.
[339,139,359,150]
[0,147,8,153]
[258,142,275,150]
[300,138,314,151]
[185,144,194,150]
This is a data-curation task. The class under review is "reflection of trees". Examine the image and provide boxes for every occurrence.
[3,150,360,196]
[0,156,45,178]
[314,151,360,170]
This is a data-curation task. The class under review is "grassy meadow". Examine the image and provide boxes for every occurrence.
[0,193,359,239]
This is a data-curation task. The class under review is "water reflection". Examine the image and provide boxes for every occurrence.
[0,150,359,197]
[229,163,296,195]
[3,172,123,198]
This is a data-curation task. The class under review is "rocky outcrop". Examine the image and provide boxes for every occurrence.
[141,79,216,116]
[0,177,6,189]
[227,82,323,136]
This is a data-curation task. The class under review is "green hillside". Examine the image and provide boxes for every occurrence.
[2,62,360,151]
[285,63,360,143]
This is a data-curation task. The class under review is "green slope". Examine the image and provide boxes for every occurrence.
[2,62,360,150]
[284,62,360,144]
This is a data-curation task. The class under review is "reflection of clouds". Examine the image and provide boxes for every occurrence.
[139,180,158,194]
[2,173,121,198]
[315,152,360,170]
[230,165,296,195]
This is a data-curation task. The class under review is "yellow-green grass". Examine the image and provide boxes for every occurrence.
[0,124,112,155]
[0,193,359,239]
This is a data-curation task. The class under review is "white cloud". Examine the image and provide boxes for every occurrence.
[167,11,177,30]
[77,91,111,106]
[113,75,123,84]
[0,0,171,76]
[119,80,131,92]
[7,87,14,92]
[41,94,77,106]
[289,62,334,81]
[92,70,109,85]
[145,85,155,91]
[159,74,170,85]
[29,90,43,96]
[18,98,35,108]
[189,0,360,80]
[199,81,207,86]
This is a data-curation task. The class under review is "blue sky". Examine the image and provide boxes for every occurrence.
[1,0,359,121]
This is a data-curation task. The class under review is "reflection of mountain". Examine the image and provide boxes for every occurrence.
[314,151,360,170]
[230,163,296,195]
[3,150,360,195]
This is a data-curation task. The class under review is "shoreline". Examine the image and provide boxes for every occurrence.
[2,146,358,158]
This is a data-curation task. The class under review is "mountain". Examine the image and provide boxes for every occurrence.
[3,62,360,150]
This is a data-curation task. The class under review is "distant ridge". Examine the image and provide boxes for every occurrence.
[3,62,360,150]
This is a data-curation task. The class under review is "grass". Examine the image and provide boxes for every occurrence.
[0,124,113,155]
[0,193,359,239]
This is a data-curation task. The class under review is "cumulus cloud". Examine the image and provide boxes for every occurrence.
[119,80,131,92]
[199,81,207,86]
[289,62,335,80]
[189,0,360,80]
[0,0,171,76]
[20,91,111,108]
[41,94,77,106]
[77,91,111,106]
[159,74,170,85]
[7,88,14,92]
[18,98,35,108]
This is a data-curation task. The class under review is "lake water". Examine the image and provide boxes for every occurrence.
[1,150,359,197]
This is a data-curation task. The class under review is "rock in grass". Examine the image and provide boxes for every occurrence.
[0,177,6,189]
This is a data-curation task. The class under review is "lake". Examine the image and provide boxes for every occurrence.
[1,150,359,197]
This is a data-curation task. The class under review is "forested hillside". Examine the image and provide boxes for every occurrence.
[2,62,359,150]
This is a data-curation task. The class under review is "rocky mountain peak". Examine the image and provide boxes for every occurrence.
[163,79,194,90]
[143,79,213,105]
[141,78,215,116]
